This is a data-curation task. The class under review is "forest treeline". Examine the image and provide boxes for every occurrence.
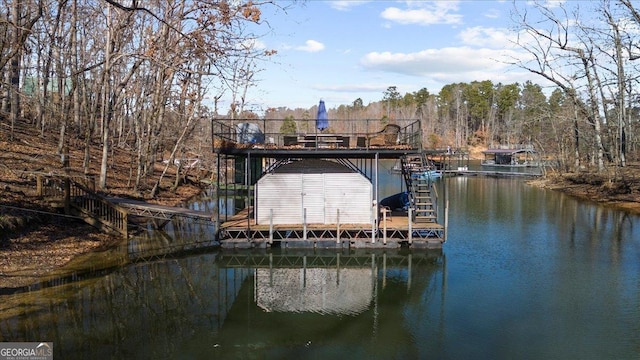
[1,0,639,198]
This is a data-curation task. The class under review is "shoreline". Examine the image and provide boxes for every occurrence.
[0,183,205,290]
[527,175,640,215]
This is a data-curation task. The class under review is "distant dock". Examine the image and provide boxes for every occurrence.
[441,169,542,177]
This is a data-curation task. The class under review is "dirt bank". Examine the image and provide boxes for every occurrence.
[527,169,640,215]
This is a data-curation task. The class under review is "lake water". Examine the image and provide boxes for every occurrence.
[1,170,639,359]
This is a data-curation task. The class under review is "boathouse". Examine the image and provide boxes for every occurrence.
[212,118,447,249]
[481,145,538,167]
[255,159,372,225]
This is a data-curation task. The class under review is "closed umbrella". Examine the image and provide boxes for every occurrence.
[316,99,328,131]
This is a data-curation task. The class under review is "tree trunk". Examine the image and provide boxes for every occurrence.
[99,6,113,189]
[9,0,21,141]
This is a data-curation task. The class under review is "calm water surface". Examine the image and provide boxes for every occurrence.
[1,175,639,359]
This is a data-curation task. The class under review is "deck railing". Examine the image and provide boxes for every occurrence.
[487,143,535,150]
[69,181,128,237]
[212,118,423,151]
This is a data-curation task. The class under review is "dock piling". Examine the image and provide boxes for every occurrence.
[269,209,273,244]
[336,209,341,244]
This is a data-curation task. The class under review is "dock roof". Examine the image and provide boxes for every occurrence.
[482,148,536,155]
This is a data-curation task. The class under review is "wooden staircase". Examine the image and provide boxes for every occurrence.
[400,153,439,224]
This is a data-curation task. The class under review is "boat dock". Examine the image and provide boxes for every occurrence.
[212,118,448,249]
[441,169,542,177]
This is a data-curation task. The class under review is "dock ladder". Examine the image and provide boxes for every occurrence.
[400,153,438,224]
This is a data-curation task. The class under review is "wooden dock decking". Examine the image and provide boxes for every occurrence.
[218,208,445,249]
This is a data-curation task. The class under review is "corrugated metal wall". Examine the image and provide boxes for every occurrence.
[255,173,302,224]
[324,173,371,224]
[302,174,325,223]
[255,164,372,225]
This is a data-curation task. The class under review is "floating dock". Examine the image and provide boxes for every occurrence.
[218,207,445,249]
[212,118,450,249]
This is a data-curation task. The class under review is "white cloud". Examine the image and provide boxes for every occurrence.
[544,0,566,8]
[242,38,266,51]
[330,1,370,11]
[296,40,325,53]
[458,27,515,48]
[313,83,389,93]
[525,0,566,8]
[483,9,501,19]
[360,47,523,76]
[381,1,463,25]
[618,16,640,35]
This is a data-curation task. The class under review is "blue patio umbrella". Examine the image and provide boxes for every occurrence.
[316,99,328,131]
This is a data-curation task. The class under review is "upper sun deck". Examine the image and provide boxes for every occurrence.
[211,118,423,159]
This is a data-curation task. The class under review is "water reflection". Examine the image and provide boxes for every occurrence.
[0,251,248,358]
[255,267,373,315]
[212,249,445,359]
[0,249,444,359]
[127,217,217,261]
[444,176,640,360]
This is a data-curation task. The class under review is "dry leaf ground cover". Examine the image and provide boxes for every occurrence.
[1,119,205,289]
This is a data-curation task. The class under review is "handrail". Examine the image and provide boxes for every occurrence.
[431,181,439,217]
[68,180,128,237]
[36,175,128,237]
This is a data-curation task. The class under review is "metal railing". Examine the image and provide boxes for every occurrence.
[212,118,423,150]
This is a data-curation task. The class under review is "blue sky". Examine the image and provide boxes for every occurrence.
[235,0,571,112]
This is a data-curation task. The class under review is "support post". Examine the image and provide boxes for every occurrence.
[303,208,307,240]
[408,207,413,244]
[383,209,387,245]
[336,208,341,244]
[373,153,378,244]
[246,153,251,241]
[444,199,449,243]
[371,201,376,244]
[269,208,273,244]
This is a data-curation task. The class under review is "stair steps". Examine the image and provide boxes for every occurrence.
[400,152,439,224]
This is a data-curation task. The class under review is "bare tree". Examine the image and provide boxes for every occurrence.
[511,1,609,171]
[2,0,43,140]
